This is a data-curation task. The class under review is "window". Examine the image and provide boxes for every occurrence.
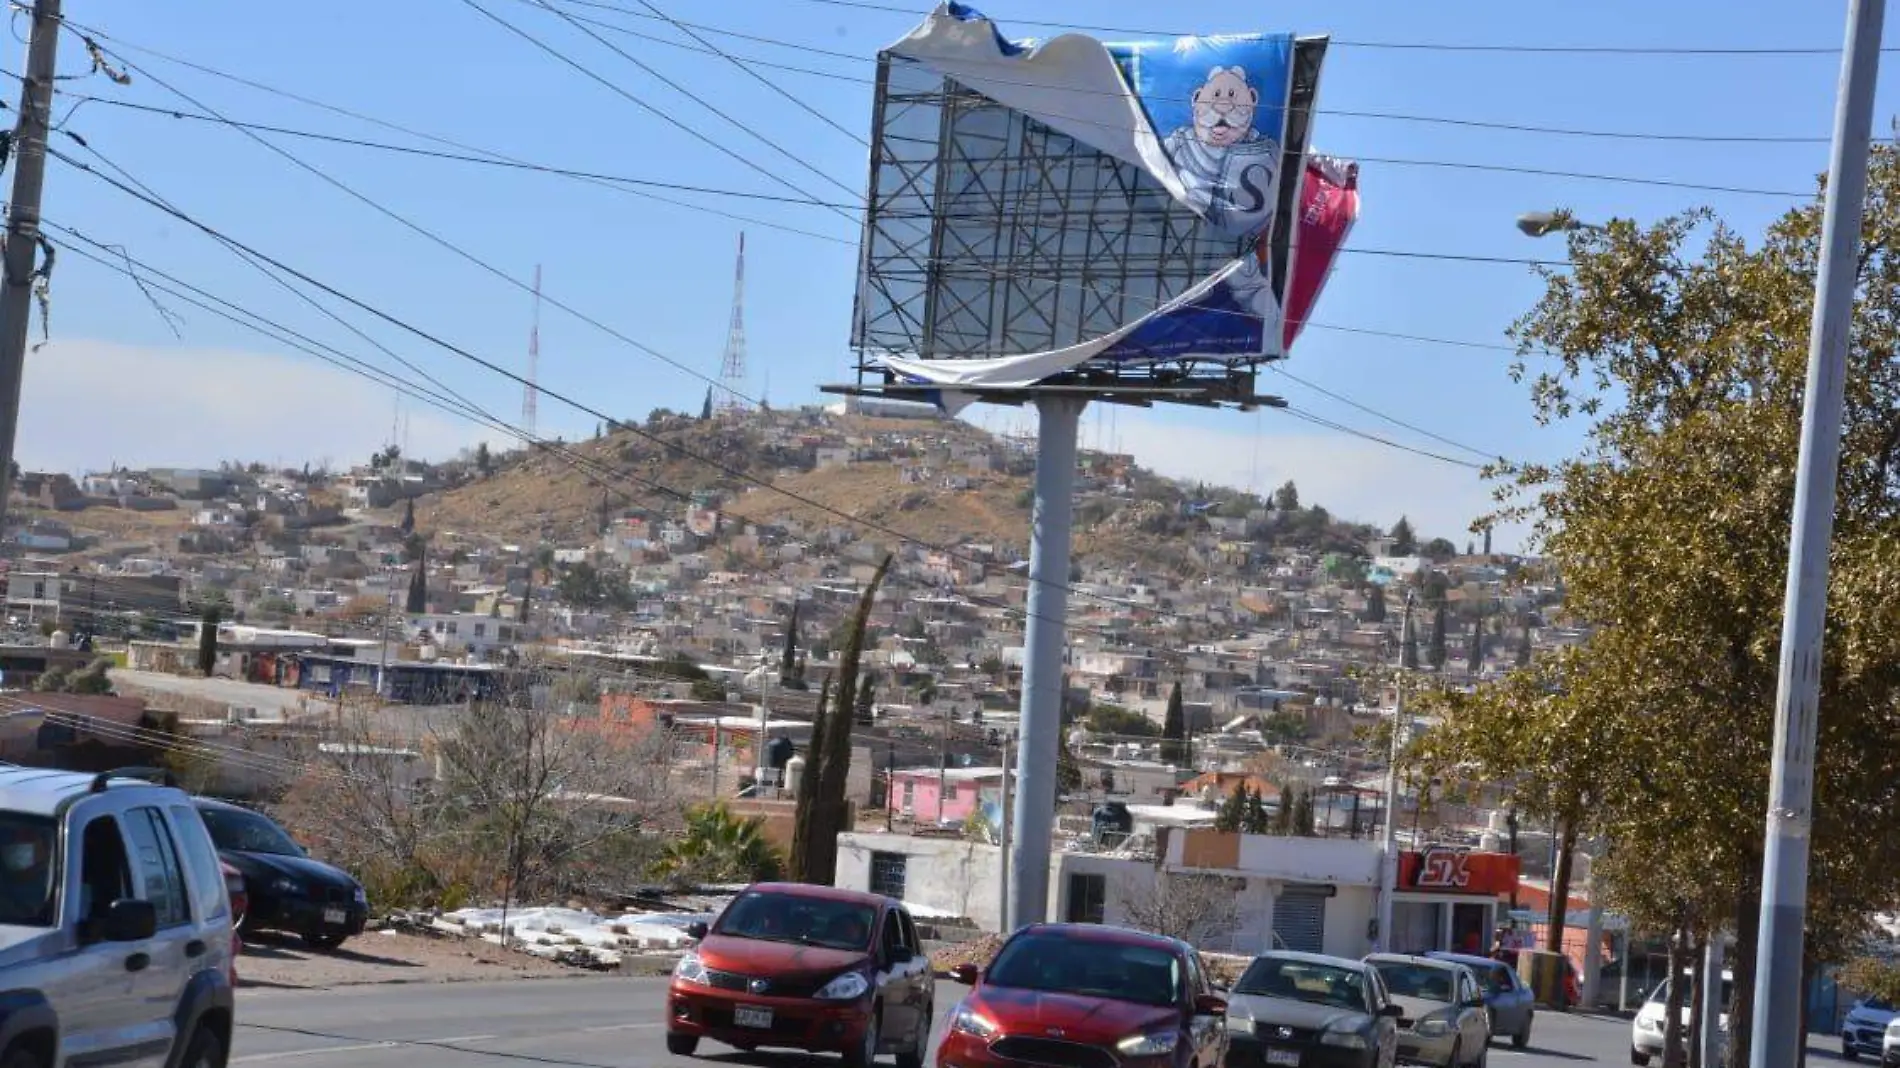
[197,805,303,857]
[474,623,487,638]
[869,852,907,899]
[78,815,132,926]
[898,909,919,952]
[1065,873,1107,924]
[0,812,57,926]
[124,807,189,928]
[311,665,331,684]
[881,912,905,961]
[168,805,228,921]
[900,780,914,808]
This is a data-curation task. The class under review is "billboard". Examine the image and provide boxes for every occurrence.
[851,3,1346,404]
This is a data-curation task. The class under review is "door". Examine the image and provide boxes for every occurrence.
[1184,952,1226,1068]
[121,805,199,1066]
[47,810,170,1067]
[1367,969,1399,1068]
[1491,962,1531,1036]
[1457,971,1489,1052]
[1269,887,1326,954]
[875,909,917,1049]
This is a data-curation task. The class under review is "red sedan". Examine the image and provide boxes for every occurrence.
[936,924,1229,1068]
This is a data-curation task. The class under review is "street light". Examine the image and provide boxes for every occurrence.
[1515,210,1605,238]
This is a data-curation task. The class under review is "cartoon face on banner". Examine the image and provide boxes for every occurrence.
[1114,35,1294,238]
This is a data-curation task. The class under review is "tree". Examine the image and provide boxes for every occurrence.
[1160,682,1187,765]
[1272,480,1299,511]
[1215,783,1247,832]
[1427,604,1448,669]
[1364,583,1387,624]
[475,442,493,477]
[1118,874,1239,944]
[196,607,220,677]
[779,603,801,688]
[400,498,415,535]
[1514,628,1532,667]
[854,681,876,726]
[791,556,890,885]
[700,387,714,421]
[1292,788,1316,837]
[1084,704,1159,739]
[1243,787,1271,835]
[406,552,428,615]
[1271,786,1295,835]
[658,802,784,885]
[1056,739,1083,795]
[1389,516,1417,556]
[1422,537,1458,561]
[1465,615,1483,678]
[1401,610,1420,671]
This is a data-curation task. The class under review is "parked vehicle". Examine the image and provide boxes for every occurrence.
[1844,997,1898,1061]
[0,765,236,1067]
[1424,952,1534,1049]
[1364,954,1490,1067]
[1630,971,1732,1066]
[1222,950,1400,1068]
[939,923,1226,1068]
[1881,1014,1900,1067]
[1509,949,1582,1011]
[666,883,933,1067]
[221,858,245,985]
[193,797,367,950]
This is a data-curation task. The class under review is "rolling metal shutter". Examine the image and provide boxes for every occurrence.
[1272,886,1328,954]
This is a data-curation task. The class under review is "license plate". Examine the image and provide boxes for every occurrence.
[734,1006,773,1029]
[322,907,347,925]
[1265,1050,1301,1067]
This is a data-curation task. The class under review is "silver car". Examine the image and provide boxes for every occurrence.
[1365,954,1491,1067]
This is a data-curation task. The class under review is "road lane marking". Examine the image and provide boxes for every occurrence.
[579,1023,664,1034]
[232,1034,497,1063]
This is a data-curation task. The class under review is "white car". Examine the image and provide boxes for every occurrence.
[1882,1015,1900,1067]
[1631,971,1731,1066]
[1843,997,1898,1061]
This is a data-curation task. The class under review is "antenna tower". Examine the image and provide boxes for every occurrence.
[524,264,542,439]
[717,233,749,413]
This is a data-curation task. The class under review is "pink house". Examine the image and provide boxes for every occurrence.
[891,766,1008,825]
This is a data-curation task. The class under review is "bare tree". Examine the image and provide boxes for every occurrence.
[1118,874,1241,945]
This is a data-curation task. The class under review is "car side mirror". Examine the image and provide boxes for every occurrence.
[101,898,157,942]
[1194,994,1227,1017]
[950,963,980,985]
[1379,1003,1404,1018]
[685,921,708,941]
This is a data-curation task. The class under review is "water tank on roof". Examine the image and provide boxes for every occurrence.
[765,735,795,770]
[48,629,67,649]
[785,754,807,799]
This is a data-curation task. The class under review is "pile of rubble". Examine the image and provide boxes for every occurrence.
[386,906,712,971]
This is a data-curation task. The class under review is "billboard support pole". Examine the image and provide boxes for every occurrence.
[1752,0,1885,1063]
[1007,394,1084,932]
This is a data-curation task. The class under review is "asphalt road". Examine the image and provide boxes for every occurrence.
[231,977,1817,1068]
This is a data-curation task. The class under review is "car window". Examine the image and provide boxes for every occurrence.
[77,814,132,925]
[899,910,919,951]
[880,912,904,960]
[1484,965,1516,995]
[1187,952,1209,996]
[124,807,190,928]
[715,891,877,952]
[1373,961,1457,1003]
[167,804,228,922]
[987,933,1182,1008]
[1233,956,1369,1013]
[0,811,56,926]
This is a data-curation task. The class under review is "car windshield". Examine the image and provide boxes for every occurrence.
[1865,999,1896,1011]
[198,806,303,857]
[1233,956,1369,1013]
[1648,977,1736,1006]
[985,933,1182,1008]
[1373,961,1457,1003]
[714,892,877,951]
[0,811,56,927]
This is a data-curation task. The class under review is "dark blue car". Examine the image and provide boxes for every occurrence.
[1426,952,1535,1049]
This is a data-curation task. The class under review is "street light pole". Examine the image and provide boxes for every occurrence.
[1753,1,1886,1063]
[1374,589,1415,953]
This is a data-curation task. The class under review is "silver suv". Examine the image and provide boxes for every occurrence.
[0,766,235,1068]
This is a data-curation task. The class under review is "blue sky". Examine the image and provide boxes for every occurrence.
[20,0,1895,548]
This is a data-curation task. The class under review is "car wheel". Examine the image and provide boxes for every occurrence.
[1630,1050,1650,1066]
[666,1033,699,1056]
[177,1025,226,1068]
[301,930,347,951]
[845,1008,881,1068]
[0,1048,44,1068]
[895,1005,930,1068]
[1512,1021,1530,1050]
[1445,1038,1461,1068]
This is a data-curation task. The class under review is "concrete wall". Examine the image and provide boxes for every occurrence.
[1167,829,1381,886]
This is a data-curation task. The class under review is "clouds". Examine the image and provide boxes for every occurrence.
[16,338,479,473]
[1084,410,1529,552]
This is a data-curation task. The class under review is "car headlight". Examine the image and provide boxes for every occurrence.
[673,952,708,985]
[269,877,304,896]
[814,971,871,1001]
[1414,1015,1453,1037]
[1318,1029,1368,1050]
[950,1004,998,1039]
[1116,1031,1180,1057]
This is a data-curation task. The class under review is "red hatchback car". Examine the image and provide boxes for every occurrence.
[937,924,1230,1068]
[667,883,935,1068]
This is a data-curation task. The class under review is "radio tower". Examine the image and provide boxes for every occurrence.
[524,264,542,439]
[717,233,749,413]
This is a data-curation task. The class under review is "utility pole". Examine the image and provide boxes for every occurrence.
[937,700,950,826]
[1374,589,1415,954]
[377,564,398,700]
[0,0,61,527]
[1754,3,1887,1063]
[998,734,1011,932]
[884,741,894,831]
[711,720,722,798]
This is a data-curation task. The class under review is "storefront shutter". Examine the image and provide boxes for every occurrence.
[1272,885,1328,953]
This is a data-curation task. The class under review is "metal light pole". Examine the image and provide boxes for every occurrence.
[1374,589,1415,953]
[1753,1,1886,1063]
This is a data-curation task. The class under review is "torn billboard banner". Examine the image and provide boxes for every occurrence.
[856,3,1337,398]
[1283,154,1361,351]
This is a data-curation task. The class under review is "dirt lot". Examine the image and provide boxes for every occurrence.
[237,928,590,990]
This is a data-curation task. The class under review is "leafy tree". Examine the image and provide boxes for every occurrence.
[779,603,801,687]
[402,531,426,563]
[557,562,608,608]
[1160,681,1187,765]
[700,387,713,421]
[791,556,890,885]
[1514,628,1532,667]
[1389,516,1417,556]
[1270,786,1294,835]
[1242,787,1271,835]
[400,498,415,535]
[854,681,876,726]
[1292,788,1316,837]
[196,607,220,677]
[1215,783,1247,832]
[406,553,428,615]
[1401,610,1420,671]
[1086,704,1159,739]
[1272,480,1299,511]
[657,802,783,885]
[1427,604,1448,669]
[1364,583,1387,624]
[475,442,493,477]
[1422,537,1458,561]
[1466,615,1483,677]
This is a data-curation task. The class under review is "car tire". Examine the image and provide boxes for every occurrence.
[666,1033,699,1056]
[845,1008,881,1068]
[895,1005,930,1068]
[1630,1050,1650,1066]
[177,1025,226,1068]
[1513,1022,1530,1050]
[301,931,347,951]
[1846,1046,1859,1063]
[0,1047,44,1068]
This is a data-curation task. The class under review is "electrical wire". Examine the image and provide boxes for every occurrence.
[1267,366,1497,462]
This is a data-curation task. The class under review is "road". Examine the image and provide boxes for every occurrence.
[230,976,1834,1068]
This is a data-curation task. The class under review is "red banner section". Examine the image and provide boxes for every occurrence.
[1398,847,1521,897]
[1281,154,1360,351]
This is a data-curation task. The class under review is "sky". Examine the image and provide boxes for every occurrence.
[20,0,1898,551]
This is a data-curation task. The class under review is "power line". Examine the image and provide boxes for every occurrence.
[1267,366,1499,462]
[1275,406,1487,470]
